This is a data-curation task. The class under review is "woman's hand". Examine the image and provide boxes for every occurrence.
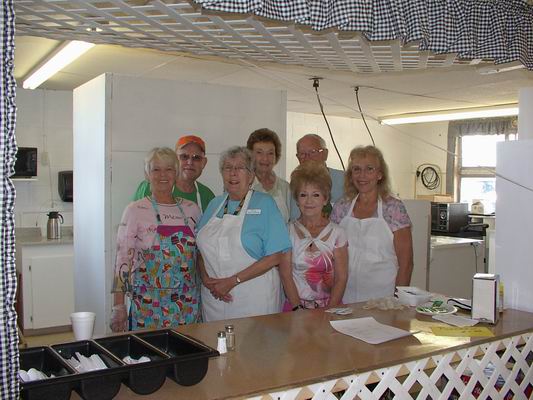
[207,277,235,302]
[110,304,128,332]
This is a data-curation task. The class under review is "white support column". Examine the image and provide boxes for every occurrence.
[495,87,533,312]
[518,87,533,140]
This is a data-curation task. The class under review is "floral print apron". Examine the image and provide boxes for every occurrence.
[130,198,200,329]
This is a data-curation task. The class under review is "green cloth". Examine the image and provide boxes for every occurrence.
[131,180,215,212]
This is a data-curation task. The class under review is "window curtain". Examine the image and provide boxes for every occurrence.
[194,0,533,70]
[445,117,518,193]
[1,0,19,398]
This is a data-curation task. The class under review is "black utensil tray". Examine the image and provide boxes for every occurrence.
[95,334,169,395]
[52,340,125,400]
[135,329,219,386]
[19,329,218,399]
[19,346,76,400]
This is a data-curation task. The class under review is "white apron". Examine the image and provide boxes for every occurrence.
[196,190,281,321]
[340,196,398,303]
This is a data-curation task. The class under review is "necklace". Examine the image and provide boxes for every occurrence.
[151,197,184,223]
[223,195,246,216]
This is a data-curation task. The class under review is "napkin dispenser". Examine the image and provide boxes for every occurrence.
[471,273,499,324]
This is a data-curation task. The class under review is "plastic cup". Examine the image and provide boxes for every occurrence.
[70,312,96,341]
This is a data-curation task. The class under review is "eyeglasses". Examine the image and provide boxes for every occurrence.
[178,153,204,162]
[351,165,378,175]
[296,148,324,159]
[222,165,250,173]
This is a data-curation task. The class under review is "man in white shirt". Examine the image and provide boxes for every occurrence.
[290,134,344,220]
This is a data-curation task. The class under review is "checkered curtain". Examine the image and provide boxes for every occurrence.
[0,0,19,398]
[194,0,533,70]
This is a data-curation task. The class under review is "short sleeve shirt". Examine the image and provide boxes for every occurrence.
[252,174,291,223]
[331,195,411,232]
[197,191,291,260]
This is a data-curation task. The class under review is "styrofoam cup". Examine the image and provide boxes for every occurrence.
[70,312,96,340]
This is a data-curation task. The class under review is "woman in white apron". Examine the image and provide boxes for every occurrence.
[247,128,291,223]
[196,146,291,321]
[279,162,348,310]
[330,146,413,304]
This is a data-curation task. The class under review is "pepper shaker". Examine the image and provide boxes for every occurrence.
[217,331,227,354]
[225,324,235,351]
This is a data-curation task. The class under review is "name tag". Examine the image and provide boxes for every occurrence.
[246,209,261,215]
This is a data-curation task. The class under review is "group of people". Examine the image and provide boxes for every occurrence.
[110,130,414,332]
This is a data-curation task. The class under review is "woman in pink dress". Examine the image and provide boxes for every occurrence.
[280,161,348,310]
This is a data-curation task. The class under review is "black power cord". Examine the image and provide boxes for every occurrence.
[311,77,345,171]
[354,86,375,146]
[416,164,441,191]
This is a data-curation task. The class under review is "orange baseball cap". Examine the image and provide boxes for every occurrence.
[175,135,206,152]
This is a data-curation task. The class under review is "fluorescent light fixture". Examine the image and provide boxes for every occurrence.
[22,41,95,89]
[380,104,519,125]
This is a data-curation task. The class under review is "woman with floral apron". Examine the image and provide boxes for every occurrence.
[111,148,201,331]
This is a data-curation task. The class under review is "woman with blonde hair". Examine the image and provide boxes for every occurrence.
[111,147,201,331]
[331,145,413,303]
[280,161,348,310]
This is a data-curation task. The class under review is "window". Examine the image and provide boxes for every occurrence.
[458,133,516,213]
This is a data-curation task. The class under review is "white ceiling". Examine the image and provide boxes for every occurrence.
[13,0,533,120]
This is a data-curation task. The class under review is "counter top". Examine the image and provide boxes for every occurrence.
[16,227,73,246]
[431,235,483,249]
[62,305,533,400]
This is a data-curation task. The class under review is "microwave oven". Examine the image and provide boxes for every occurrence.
[431,202,469,233]
[13,147,38,178]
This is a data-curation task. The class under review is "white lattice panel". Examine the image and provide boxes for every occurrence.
[14,0,487,74]
[248,333,533,400]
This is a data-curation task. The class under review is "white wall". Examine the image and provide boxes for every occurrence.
[286,112,449,199]
[14,88,73,233]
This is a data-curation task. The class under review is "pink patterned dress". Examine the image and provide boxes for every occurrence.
[288,221,347,308]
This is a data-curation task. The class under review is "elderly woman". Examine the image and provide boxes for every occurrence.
[331,145,413,303]
[247,128,291,222]
[196,146,291,321]
[280,161,348,310]
[111,147,201,331]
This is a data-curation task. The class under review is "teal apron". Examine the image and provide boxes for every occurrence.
[130,198,200,330]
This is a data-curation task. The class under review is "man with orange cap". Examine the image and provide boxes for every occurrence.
[132,135,215,211]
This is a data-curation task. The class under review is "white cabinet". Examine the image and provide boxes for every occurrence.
[16,243,74,332]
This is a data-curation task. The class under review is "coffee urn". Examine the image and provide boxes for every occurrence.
[46,211,64,239]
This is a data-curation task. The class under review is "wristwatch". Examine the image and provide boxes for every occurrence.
[235,275,242,285]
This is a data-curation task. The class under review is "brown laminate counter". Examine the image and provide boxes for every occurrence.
[70,305,533,400]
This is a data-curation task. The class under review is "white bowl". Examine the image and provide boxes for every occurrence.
[396,286,432,306]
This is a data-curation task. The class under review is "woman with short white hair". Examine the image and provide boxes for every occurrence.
[111,147,201,331]
[196,146,291,321]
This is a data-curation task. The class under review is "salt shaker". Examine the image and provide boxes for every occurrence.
[225,324,235,351]
[217,331,227,354]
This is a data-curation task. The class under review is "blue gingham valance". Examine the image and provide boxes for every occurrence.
[193,0,533,70]
[1,0,19,398]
